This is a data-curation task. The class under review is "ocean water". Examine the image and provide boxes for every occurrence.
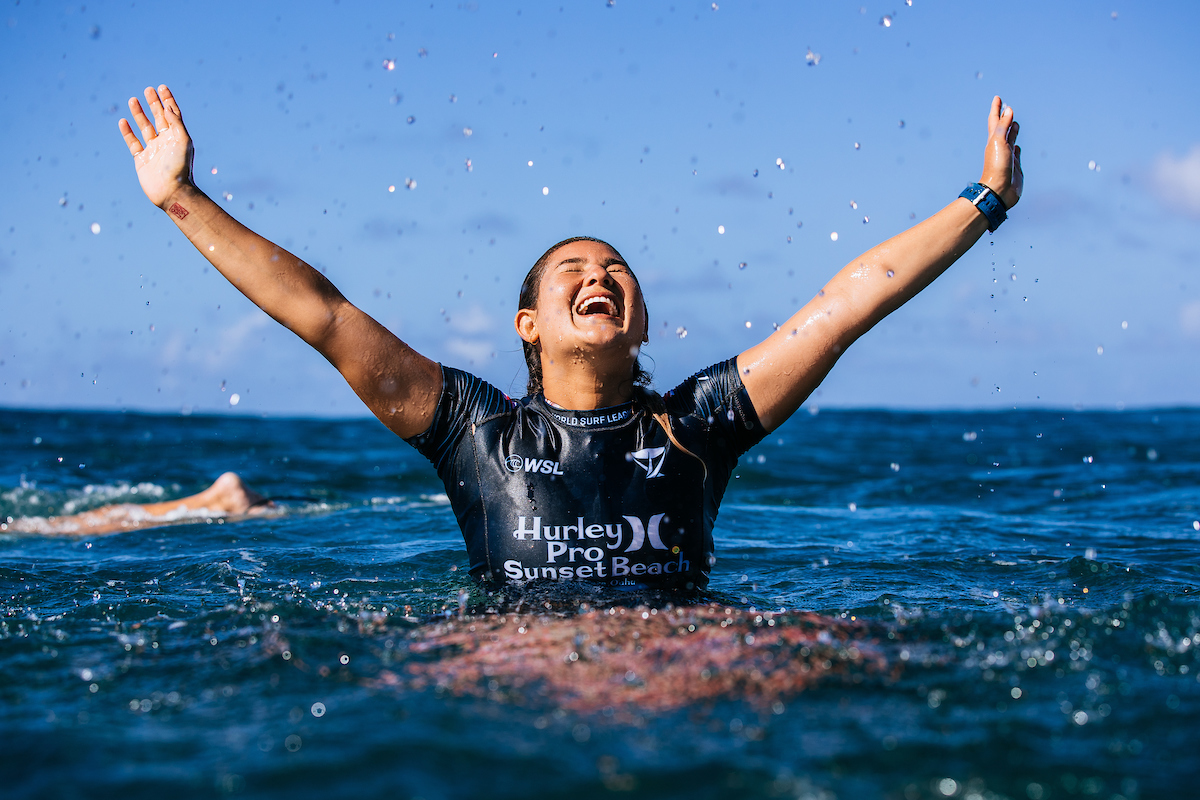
[1,406,1197,799]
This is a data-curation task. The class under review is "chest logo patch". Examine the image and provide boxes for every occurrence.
[504,454,565,475]
[630,446,667,479]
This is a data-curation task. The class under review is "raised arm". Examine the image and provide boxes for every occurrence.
[738,97,1023,431]
[117,85,440,438]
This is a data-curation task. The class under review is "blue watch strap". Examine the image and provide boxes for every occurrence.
[959,182,1007,232]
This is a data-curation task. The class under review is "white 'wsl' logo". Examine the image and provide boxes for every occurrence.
[503,455,565,475]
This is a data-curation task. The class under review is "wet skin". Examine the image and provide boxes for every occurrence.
[515,240,650,411]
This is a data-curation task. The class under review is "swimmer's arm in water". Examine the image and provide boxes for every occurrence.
[738,97,1022,432]
[117,85,440,439]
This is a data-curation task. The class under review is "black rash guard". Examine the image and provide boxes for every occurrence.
[406,358,767,589]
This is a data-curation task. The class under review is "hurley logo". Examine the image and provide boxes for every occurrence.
[629,446,667,478]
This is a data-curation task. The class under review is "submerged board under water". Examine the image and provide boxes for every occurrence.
[1,407,1197,799]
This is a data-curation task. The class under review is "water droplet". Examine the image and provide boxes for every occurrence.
[1121,320,1128,329]
[90,222,101,234]
[886,269,894,278]
[880,14,892,27]
[229,393,240,406]
[1088,160,1097,170]
[311,702,326,717]
[284,735,302,752]
[339,654,350,665]
[462,127,473,137]
[1096,346,1104,355]
[848,502,857,512]
[830,232,838,241]
[676,326,688,339]
[406,115,416,124]
[738,261,747,270]
[542,186,549,196]
[717,225,726,234]
[382,59,395,71]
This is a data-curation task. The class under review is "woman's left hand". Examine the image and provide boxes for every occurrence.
[981,96,1022,208]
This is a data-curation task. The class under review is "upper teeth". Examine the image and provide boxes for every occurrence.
[577,296,617,315]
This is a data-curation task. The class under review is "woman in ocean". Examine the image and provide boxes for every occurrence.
[15,84,1021,588]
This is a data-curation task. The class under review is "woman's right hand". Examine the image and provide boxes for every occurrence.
[118,85,195,209]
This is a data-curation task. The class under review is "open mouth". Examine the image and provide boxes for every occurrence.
[574,294,620,318]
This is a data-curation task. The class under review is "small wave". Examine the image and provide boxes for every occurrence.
[0,480,170,519]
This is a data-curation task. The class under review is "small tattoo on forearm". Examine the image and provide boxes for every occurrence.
[168,202,189,220]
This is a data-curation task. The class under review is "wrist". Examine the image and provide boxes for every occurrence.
[959,182,1007,232]
[160,182,204,218]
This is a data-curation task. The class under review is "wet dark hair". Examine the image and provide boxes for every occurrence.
[518,236,651,398]
[518,236,705,478]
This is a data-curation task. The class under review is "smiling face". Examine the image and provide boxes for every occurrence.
[515,238,648,398]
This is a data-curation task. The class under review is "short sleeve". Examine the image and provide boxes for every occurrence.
[405,366,516,472]
[664,358,767,460]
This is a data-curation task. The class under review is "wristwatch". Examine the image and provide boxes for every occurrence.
[959,182,1007,232]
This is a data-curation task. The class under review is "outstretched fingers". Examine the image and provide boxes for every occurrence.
[159,84,183,120]
[1007,119,1020,146]
[144,86,169,133]
[128,95,156,142]
[117,117,144,156]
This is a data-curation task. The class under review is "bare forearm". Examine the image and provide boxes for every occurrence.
[161,184,346,345]
[826,197,988,345]
[739,97,1022,431]
[741,199,988,430]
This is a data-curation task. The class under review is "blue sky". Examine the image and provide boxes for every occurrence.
[2,0,1197,416]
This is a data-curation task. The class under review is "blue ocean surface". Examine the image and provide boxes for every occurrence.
[1,406,1197,799]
